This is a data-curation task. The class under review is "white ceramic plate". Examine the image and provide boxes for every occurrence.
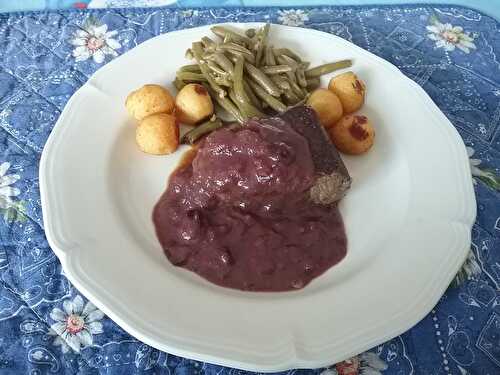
[40,23,476,372]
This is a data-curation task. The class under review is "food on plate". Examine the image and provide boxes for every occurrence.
[304,61,353,79]
[328,71,366,114]
[175,24,352,124]
[117,24,381,291]
[153,106,349,291]
[125,84,175,120]
[306,88,343,128]
[125,25,375,158]
[281,106,351,204]
[181,118,223,145]
[328,114,375,155]
[136,113,179,155]
[175,83,214,125]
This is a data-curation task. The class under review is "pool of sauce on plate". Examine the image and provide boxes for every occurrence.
[153,120,347,291]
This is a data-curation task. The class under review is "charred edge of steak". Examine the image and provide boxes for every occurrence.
[279,105,352,205]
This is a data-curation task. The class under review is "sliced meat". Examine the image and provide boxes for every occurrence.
[278,105,351,204]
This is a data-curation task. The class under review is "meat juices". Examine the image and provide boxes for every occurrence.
[153,107,348,291]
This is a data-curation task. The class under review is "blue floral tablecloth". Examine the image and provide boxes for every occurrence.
[0,4,499,375]
[1,1,500,22]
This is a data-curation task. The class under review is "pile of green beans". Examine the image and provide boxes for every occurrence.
[177,24,352,143]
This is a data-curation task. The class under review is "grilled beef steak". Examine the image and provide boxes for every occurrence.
[279,105,351,204]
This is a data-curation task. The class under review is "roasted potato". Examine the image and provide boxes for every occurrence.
[126,84,175,121]
[328,114,374,155]
[328,72,366,114]
[306,88,343,128]
[175,83,214,125]
[136,113,179,155]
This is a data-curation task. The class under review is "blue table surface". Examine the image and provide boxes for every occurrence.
[0,2,499,375]
[0,0,499,20]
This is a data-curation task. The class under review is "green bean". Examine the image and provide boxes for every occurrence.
[204,84,244,123]
[306,77,321,90]
[213,75,232,87]
[226,122,243,131]
[253,42,262,66]
[176,72,208,82]
[226,53,237,64]
[261,65,293,74]
[270,74,290,90]
[283,89,301,105]
[232,54,244,86]
[181,119,223,145]
[229,89,261,119]
[277,54,298,69]
[226,50,255,64]
[281,59,297,83]
[285,70,297,84]
[179,64,201,73]
[243,80,262,109]
[218,95,244,123]
[202,52,215,61]
[185,26,354,123]
[305,60,352,78]
[219,42,253,56]
[192,42,226,98]
[174,78,186,91]
[228,89,239,108]
[265,46,276,66]
[201,36,217,52]
[288,77,306,98]
[211,26,252,46]
[245,63,281,97]
[207,60,227,76]
[185,48,194,60]
[245,28,256,38]
[248,80,287,112]
[255,23,270,68]
[232,56,263,118]
[291,96,309,108]
[212,52,234,74]
[299,85,308,97]
[296,66,307,87]
[273,47,302,62]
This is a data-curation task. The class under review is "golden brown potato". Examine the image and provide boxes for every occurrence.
[136,113,179,155]
[175,83,214,125]
[126,84,175,121]
[328,72,366,114]
[306,88,343,128]
[328,114,375,155]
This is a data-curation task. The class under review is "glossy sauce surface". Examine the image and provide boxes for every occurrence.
[153,118,347,291]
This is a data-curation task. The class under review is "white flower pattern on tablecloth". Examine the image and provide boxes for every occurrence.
[467,146,500,190]
[468,146,483,185]
[427,18,476,53]
[181,9,199,18]
[0,162,26,222]
[71,19,121,63]
[49,295,104,353]
[277,9,309,27]
[0,162,20,210]
[453,249,482,287]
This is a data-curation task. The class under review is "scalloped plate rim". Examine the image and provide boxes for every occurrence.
[39,23,476,372]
